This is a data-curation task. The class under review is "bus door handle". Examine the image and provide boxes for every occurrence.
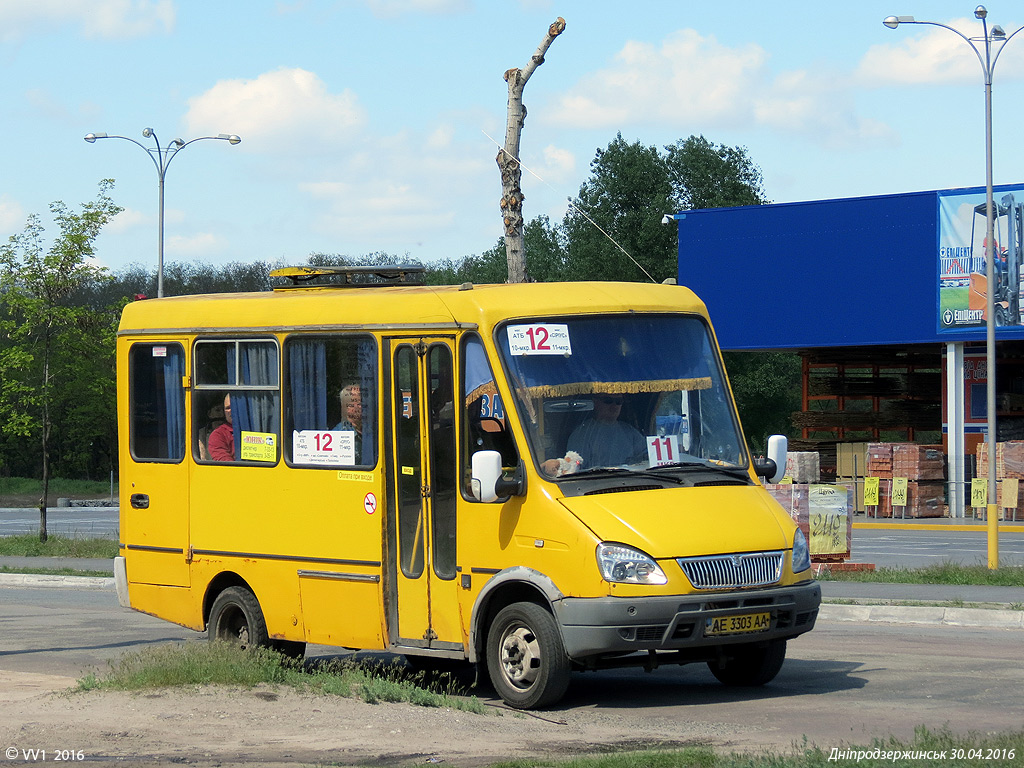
[130,493,150,510]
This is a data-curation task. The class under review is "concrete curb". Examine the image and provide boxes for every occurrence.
[0,573,114,590]
[819,603,1024,629]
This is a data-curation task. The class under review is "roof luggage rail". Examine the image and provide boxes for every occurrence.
[270,264,426,289]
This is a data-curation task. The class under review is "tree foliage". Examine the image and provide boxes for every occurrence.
[0,181,123,536]
[563,133,676,283]
[665,135,768,210]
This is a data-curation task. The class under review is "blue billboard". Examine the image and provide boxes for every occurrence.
[675,185,1024,351]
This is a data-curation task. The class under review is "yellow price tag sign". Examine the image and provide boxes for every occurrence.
[240,431,277,462]
[892,477,908,507]
[971,478,989,509]
[864,477,880,507]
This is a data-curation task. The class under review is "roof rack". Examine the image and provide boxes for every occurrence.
[270,264,426,289]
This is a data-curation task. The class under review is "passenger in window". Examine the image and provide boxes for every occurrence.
[543,394,645,475]
[198,400,227,461]
[332,384,363,456]
[208,393,235,461]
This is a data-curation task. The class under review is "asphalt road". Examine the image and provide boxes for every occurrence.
[1,583,1021,756]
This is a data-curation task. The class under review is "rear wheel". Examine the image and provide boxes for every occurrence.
[486,602,571,709]
[208,586,270,650]
[708,639,786,686]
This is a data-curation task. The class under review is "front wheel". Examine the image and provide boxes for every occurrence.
[708,639,786,686]
[208,586,270,650]
[486,602,571,709]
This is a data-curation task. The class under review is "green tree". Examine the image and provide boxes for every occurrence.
[665,134,768,210]
[723,350,802,452]
[0,181,123,539]
[563,134,676,283]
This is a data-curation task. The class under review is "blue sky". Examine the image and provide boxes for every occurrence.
[2,0,1024,276]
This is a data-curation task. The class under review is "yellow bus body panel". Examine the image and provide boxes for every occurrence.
[117,280,814,660]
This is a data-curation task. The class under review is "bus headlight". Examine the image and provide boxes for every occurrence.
[596,543,668,585]
[792,528,811,574]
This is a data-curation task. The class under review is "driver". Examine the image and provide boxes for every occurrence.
[544,394,647,474]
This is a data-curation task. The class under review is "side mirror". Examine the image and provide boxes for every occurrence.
[470,450,522,502]
[753,434,788,483]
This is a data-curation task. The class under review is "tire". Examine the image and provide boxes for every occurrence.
[208,586,270,650]
[708,639,786,687]
[486,602,571,709]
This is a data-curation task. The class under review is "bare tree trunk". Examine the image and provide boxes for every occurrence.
[39,328,51,543]
[498,17,565,283]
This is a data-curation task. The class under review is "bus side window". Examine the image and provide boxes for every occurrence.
[129,343,186,462]
[284,335,378,468]
[461,335,518,499]
[193,339,280,464]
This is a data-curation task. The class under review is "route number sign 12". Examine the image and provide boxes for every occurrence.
[507,324,572,356]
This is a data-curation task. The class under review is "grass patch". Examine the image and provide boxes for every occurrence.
[0,566,112,578]
[76,641,485,714]
[0,476,117,506]
[0,534,119,559]
[482,726,1024,767]
[815,562,1024,587]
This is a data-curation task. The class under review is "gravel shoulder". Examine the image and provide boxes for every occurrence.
[0,673,760,767]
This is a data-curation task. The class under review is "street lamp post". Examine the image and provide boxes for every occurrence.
[884,6,1024,569]
[84,128,241,298]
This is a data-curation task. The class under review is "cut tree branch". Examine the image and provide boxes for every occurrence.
[498,17,565,283]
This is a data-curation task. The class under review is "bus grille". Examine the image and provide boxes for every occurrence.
[676,551,783,590]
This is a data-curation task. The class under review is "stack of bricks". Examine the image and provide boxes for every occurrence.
[865,443,946,518]
[784,452,820,483]
[866,443,894,478]
[976,441,1024,481]
[976,441,1024,515]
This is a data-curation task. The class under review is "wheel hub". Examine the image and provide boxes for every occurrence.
[500,627,540,689]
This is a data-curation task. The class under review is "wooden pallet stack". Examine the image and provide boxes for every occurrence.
[865,442,946,518]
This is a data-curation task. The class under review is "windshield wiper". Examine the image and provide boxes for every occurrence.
[567,467,686,484]
[650,461,748,477]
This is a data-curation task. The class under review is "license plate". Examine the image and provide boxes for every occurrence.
[705,611,771,637]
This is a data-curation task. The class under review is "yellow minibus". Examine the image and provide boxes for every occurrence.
[114,266,819,709]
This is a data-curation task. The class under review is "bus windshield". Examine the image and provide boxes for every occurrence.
[495,314,748,478]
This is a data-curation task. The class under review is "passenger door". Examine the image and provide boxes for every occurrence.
[386,338,463,651]
[122,341,190,587]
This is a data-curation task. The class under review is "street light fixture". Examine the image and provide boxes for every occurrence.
[84,128,242,298]
[884,5,1024,569]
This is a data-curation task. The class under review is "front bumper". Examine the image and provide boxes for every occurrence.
[553,580,821,660]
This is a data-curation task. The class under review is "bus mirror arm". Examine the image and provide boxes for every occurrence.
[754,435,788,484]
[471,450,523,503]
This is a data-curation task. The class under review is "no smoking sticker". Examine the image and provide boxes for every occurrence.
[364,492,377,515]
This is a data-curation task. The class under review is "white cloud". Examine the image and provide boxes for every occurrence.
[185,68,366,152]
[357,0,469,19]
[105,207,149,234]
[0,194,26,233]
[166,232,225,257]
[857,17,1002,86]
[753,70,897,150]
[548,28,895,149]
[0,0,174,42]
[520,144,574,186]
[549,30,766,128]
